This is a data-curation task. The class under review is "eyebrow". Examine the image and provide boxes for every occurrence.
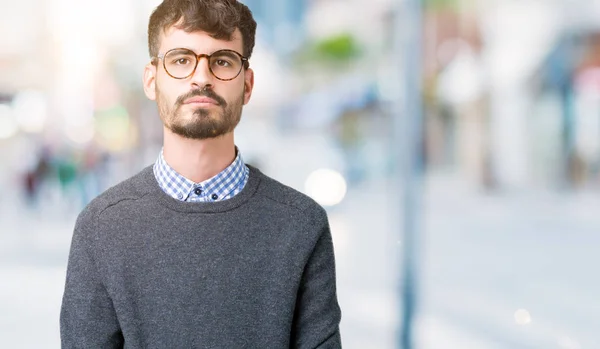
[164,48,242,56]
[212,51,238,58]
[167,48,196,55]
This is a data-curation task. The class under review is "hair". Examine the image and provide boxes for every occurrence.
[148,0,257,62]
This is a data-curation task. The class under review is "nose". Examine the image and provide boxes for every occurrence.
[189,56,215,89]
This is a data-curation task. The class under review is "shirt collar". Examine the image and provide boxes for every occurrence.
[153,147,248,202]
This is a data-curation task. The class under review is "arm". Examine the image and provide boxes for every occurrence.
[291,215,342,349]
[60,209,123,348]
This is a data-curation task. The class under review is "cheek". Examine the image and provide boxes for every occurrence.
[156,79,180,104]
[225,81,246,101]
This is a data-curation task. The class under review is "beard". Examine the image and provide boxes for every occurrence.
[157,86,244,140]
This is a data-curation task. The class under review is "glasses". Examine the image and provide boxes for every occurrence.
[154,48,249,81]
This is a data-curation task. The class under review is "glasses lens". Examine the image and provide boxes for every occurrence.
[209,50,243,80]
[164,49,197,78]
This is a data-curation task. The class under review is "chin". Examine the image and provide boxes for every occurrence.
[191,108,215,118]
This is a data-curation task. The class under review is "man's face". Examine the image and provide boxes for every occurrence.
[143,27,254,140]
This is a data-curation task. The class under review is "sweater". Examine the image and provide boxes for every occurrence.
[60,165,342,349]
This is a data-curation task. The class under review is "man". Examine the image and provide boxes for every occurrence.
[59,0,342,348]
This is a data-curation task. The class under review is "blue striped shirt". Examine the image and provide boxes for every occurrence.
[153,148,249,202]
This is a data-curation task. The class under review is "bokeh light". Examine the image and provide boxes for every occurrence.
[0,104,18,139]
[12,90,48,134]
[304,168,347,207]
[514,309,532,325]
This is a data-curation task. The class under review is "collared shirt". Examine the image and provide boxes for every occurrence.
[153,148,249,202]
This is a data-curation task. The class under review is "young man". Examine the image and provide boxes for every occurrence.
[59,0,342,348]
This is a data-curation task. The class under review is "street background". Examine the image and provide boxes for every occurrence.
[1,0,600,348]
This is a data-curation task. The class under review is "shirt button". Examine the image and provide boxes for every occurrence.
[194,188,202,196]
[211,194,218,201]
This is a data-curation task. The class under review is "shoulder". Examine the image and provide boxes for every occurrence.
[252,166,328,224]
[75,166,153,228]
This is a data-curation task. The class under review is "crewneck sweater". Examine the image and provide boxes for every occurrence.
[60,165,342,349]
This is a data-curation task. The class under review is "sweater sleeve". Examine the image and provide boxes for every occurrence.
[291,213,342,348]
[60,209,124,348]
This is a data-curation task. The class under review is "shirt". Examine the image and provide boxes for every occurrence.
[153,147,249,202]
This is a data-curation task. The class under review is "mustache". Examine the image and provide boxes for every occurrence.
[176,88,227,107]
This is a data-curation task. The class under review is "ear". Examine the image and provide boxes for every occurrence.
[143,63,157,101]
[243,68,254,105]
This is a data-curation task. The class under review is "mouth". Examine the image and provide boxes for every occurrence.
[183,97,219,106]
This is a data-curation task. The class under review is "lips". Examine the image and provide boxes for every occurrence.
[184,96,218,105]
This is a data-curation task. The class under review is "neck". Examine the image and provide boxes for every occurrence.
[162,127,236,183]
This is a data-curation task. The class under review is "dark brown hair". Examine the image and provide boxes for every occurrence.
[148,0,257,61]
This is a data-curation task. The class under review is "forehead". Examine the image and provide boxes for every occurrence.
[160,26,243,54]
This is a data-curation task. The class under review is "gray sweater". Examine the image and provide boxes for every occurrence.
[60,165,342,349]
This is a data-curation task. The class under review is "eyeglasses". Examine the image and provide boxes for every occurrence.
[154,48,249,81]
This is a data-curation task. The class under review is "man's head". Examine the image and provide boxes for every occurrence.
[143,0,257,140]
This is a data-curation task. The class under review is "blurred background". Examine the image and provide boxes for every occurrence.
[1,0,600,348]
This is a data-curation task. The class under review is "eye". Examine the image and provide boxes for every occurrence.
[215,59,231,67]
[174,58,190,65]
